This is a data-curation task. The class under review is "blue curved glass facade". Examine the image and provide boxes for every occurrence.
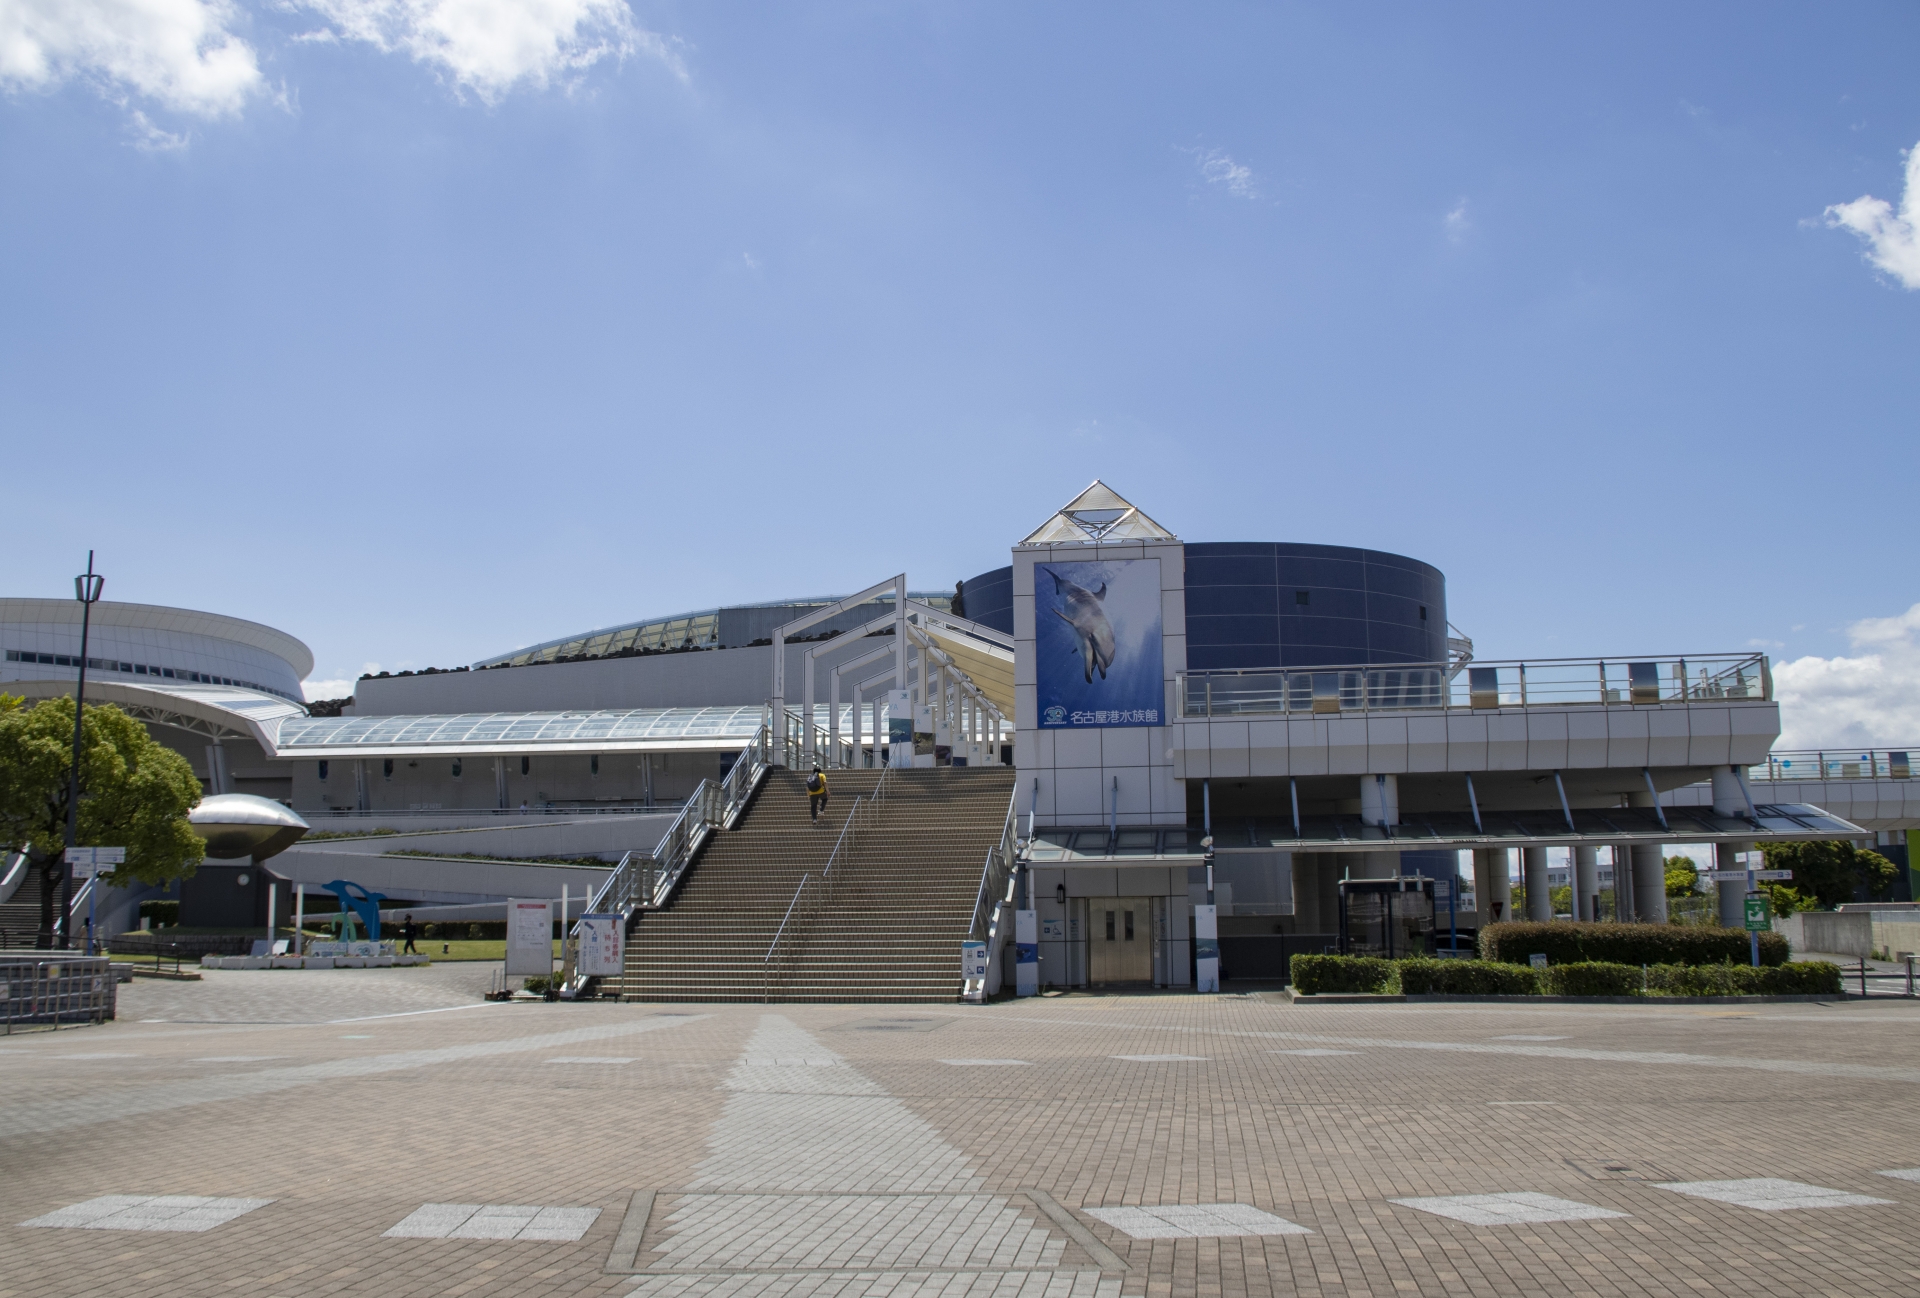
[957,566,1015,634]
[963,541,1446,669]
[1183,542,1445,669]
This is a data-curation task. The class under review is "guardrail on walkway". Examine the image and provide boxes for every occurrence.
[1180,653,1769,719]
[2,955,116,1031]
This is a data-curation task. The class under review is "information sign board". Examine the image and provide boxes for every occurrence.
[63,846,125,877]
[505,899,554,977]
[960,941,988,980]
[575,914,623,976]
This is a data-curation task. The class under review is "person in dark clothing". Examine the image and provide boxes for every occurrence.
[806,767,829,823]
[402,913,419,955]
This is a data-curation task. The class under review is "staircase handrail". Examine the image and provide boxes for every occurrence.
[779,706,858,770]
[967,781,1021,941]
[720,724,772,828]
[763,873,814,1002]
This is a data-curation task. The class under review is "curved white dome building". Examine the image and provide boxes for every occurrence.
[0,598,310,702]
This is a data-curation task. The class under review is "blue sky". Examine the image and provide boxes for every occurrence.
[4,3,1918,740]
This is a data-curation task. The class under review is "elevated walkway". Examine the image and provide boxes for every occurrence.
[617,767,1016,1003]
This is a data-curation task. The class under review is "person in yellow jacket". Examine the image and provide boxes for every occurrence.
[806,767,829,823]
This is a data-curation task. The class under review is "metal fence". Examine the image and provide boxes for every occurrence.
[2,955,116,1031]
[1180,653,1770,719]
[1749,749,1914,782]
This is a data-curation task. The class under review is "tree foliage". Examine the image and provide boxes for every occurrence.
[1761,840,1900,910]
[1664,855,1701,898]
[0,695,205,941]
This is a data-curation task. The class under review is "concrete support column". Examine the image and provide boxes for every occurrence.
[1523,847,1551,921]
[353,759,369,813]
[1611,844,1635,923]
[493,756,508,810]
[1573,845,1600,922]
[203,742,230,796]
[1473,848,1513,925]
[1356,851,1400,880]
[1716,841,1753,927]
[1710,765,1751,928]
[1631,844,1667,923]
[1359,774,1399,829]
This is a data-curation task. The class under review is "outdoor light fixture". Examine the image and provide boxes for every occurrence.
[1056,882,1066,905]
[58,551,104,949]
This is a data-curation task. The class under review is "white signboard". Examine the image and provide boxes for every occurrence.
[576,914,623,977]
[64,846,125,877]
[960,941,988,980]
[505,899,554,976]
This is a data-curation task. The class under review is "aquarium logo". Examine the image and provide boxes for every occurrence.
[1043,705,1067,725]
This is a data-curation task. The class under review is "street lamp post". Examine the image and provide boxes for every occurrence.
[60,552,105,951]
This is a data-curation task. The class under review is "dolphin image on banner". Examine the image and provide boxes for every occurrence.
[1035,558,1164,729]
[1046,567,1116,683]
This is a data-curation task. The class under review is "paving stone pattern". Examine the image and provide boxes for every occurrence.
[8,976,1920,1295]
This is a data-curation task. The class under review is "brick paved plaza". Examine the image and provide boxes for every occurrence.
[6,969,1920,1297]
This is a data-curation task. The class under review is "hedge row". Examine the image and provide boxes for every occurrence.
[1289,954,1844,998]
[1480,922,1789,968]
[1395,958,1541,996]
[1289,955,1394,995]
[1646,962,1842,996]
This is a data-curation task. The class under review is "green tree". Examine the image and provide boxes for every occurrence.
[0,695,205,946]
[1664,855,1701,897]
[1761,883,1817,918]
[1761,840,1901,910]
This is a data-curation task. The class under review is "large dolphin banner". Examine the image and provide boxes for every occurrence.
[1035,558,1164,729]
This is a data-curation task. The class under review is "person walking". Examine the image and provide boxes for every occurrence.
[806,767,829,823]
[401,913,419,955]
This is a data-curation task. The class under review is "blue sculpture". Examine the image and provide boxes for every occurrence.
[323,880,388,943]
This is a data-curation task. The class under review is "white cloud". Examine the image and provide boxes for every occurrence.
[302,677,356,701]
[0,0,262,117]
[1825,140,1920,290]
[296,0,681,101]
[1772,602,1920,748]
[1444,198,1469,242]
[1192,147,1255,198]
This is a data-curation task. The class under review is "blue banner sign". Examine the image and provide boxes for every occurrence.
[1036,558,1164,728]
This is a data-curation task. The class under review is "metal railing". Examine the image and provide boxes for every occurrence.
[1748,749,1914,782]
[573,724,774,965]
[304,805,678,820]
[2,955,116,1031]
[762,766,894,1002]
[1179,653,1771,719]
[778,708,861,771]
[968,783,1020,944]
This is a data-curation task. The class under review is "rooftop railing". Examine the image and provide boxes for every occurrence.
[1748,749,1913,782]
[1179,653,1770,719]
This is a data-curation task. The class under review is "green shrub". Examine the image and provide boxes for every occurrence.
[1539,962,1643,996]
[1290,954,1394,994]
[138,899,180,927]
[1645,961,1843,997]
[1397,958,1540,995]
[1480,921,1788,968]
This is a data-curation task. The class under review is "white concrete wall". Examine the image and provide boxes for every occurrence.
[1013,539,1186,828]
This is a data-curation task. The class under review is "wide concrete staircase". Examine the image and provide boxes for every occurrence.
[618,765,1016,1003]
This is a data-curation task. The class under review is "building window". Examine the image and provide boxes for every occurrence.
[452,759,462,777]
[1295,591,1310,606]
[1419,605,1427,621]
[590,755,600,777]
[520,756,530,776]
[1105,910,1115,941]
[1124,910,1135,941]
[382,759,394,778]
[318,761,328,780]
